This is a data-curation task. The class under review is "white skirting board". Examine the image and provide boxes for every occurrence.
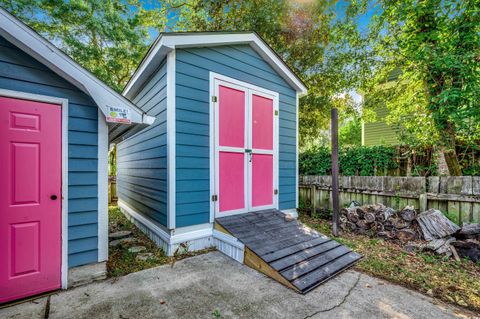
[213,230,245,263]
[118,200,215,256]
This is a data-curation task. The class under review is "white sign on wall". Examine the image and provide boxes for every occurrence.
[106,106,131,124]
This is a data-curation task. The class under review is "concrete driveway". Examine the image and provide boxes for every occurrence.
[1,252,476,319]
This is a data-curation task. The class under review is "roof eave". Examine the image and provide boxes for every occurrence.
[123,32,307,99]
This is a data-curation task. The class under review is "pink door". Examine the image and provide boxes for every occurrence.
[250,94,275,209]
[0,96,61,303]
[217,85,247,214]
[215,78,277,216]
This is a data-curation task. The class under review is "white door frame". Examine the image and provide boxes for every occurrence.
[0,88,69,289]
[209,72,279,220]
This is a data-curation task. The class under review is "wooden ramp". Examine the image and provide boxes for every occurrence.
[215,210,362,294]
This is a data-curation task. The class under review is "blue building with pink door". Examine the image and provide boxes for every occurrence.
[116,32,307,256]
[0,8,154,303]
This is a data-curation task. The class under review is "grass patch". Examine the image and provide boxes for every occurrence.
[299,212,480,312]
[107,206,214,277]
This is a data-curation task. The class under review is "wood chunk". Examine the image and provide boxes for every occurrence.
[416,209,461,241]
[456,223,480,239]
[451,240,480,262]
[400,205,417,222]
[423,237,456,255]
[364,212,376,223]
[397,229,417,242]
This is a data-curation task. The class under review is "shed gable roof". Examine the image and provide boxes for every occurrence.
[123,32,308,99]
[0,7,155,127]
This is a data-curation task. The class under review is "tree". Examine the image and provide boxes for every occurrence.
[349,0,480,175]
[1,0,167,92]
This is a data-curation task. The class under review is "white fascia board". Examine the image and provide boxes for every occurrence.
[123,39,174,99]
[0,8,154,126]
[123,33,307,99]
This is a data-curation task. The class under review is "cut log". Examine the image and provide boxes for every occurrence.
[456,223,480,239]
[400,206,417,222]
[423,237,456,255]
[451,240,480,262]
[384,207,396,221]
[356,219,368,230]
[364,212,376,224]
[416,209,461,241]
[397,229,417,242]
[346,210,359,223]
[391,217,410,230]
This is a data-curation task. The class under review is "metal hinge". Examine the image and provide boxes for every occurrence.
[211,96,218,103]
[211,194,218,202]
[274,189,278,195]
[274,110,279,116]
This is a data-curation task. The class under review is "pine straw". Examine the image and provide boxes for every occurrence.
[300,212,480,313]
[107,206,214,278]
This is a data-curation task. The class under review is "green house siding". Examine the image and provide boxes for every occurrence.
[362,105,399,146]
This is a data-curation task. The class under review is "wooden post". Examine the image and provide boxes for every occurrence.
[331,108,340,236]
[310,184,316,216]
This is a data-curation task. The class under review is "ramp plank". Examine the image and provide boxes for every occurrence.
[215,210,362,293]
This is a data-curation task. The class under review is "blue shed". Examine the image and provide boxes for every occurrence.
[117,32,307,256]
[0,8,154,303]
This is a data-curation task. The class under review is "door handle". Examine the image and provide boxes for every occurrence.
[50,194,58,200]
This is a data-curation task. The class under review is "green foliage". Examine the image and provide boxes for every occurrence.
[345,0,480,175]
[108,144,116,176]
[1,0,167,92]
[339,117,362,147]
[299,145,398,176]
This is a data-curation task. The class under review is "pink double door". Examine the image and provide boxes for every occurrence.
[0,96,62,303]
[214,78,278,216]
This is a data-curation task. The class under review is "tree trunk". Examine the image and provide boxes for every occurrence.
[443,149,462,176]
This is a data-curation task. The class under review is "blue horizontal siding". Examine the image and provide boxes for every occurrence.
[117,58,169,227]
[0,35,99,268]
[175,45,298,227]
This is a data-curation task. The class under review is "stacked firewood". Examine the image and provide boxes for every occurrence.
[340,204,420,242]
[340,203,480,262]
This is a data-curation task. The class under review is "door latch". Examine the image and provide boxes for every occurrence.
[274,189,278,195]
[245,149,252,162]
[211,194,218,202]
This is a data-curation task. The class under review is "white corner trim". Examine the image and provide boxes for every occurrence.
[123,33,307,99]
[97,110,108,262]
[0,89,69,289]
[209,72,216,224]
[296,92,299,209]
[166,50,176,230]
[0,7,151,125]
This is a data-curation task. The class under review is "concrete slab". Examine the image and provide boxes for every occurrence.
[0,252,475,319]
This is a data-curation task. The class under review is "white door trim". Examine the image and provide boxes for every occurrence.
[0,88,69,289]
[213,79,249,217]
[209,73,279,220]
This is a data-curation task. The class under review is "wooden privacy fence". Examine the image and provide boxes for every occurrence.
[299,176,480,224]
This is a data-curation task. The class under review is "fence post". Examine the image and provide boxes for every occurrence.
[331,108,340,236]
[419,193,428,212]
[310,184,316,216]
